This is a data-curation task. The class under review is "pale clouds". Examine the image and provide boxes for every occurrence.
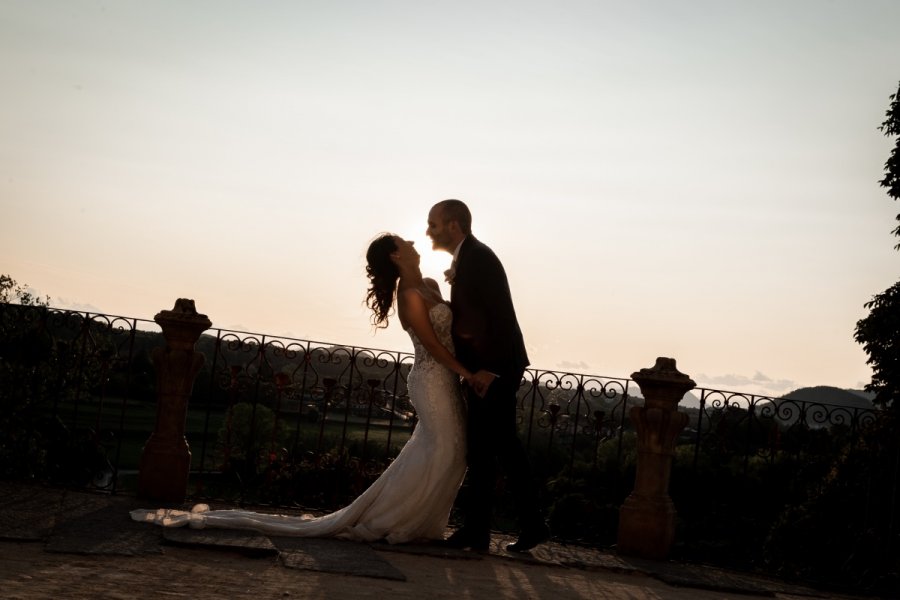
[556,360,592,373]
[53,297,104,314]
[694,371,797,396]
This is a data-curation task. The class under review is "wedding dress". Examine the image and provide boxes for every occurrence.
[131,302,467,544]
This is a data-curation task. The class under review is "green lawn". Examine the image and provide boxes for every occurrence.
[45,395,413,472]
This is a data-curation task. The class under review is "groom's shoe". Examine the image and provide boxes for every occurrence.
[441,528,490,551]
[505,522,550,553]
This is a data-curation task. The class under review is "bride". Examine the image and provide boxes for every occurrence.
[131,233,477,544]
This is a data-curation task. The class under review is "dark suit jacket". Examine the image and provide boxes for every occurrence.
[450,235,529,378]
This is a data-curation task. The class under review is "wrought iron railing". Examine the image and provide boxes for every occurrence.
[176,325,644,507]
[0,303,157,490]
[690,388,880,473]
[1,302,896,586]
[0,303,888,491]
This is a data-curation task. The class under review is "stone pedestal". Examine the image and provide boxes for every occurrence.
[617,357,694,559]
[137,299,211,503]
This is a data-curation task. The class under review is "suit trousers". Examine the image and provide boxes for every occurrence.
[460,370,542,535]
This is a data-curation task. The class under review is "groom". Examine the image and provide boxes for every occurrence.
[426,199,549,552]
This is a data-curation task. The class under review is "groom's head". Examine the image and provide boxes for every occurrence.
[427,199,471,252]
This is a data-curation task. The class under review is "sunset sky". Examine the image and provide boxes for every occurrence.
[2,1,898,396]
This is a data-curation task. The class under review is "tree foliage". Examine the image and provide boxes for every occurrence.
[855,81,900,411]
[879,80,900,247]
[0,274,49,307]
[855,282,900,410]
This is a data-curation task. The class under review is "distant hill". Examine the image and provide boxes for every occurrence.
[618,389,703,409]
[848,389,877,403]
[672,387,875,411]
[780,386,874,409]
[681,391,701,409]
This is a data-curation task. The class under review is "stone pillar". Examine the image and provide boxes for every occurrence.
[617,357,695,559]
[137,299,211,503]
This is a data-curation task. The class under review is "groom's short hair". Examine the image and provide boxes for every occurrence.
[439,199,472,234]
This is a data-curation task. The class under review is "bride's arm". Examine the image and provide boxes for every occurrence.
[398,288,473,382]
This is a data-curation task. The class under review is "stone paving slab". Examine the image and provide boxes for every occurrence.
[57,487,115,519]
[638,561,825,598]
[273,536,407,581]
[631,559,777,596]
[163,527,278,557]
[542,546,825,597]
[0,482,860,597]
[45,503,162,556]
[0,485,65,541]
[374,538,491,561]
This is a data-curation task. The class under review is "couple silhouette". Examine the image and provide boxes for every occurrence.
[132,199,549,553]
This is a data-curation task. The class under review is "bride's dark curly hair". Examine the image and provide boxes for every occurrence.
[365,233,400,329]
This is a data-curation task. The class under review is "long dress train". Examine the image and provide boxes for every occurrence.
[131,303,467,544]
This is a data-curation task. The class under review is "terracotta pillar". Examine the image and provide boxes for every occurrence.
[617,357,694,559]
[137,299,211,502]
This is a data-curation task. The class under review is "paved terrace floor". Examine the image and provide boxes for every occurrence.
[0,482,873,600]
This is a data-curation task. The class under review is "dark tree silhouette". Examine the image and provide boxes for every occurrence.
[855,80,900,412]
[878,81,900,247]
[762,82,900,595]
[0,274,49,307]
[855,282,900,411]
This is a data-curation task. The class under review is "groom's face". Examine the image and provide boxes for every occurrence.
[426,205,454,252]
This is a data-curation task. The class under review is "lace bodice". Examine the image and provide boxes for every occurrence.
[405,303,464,439]
[406,302,454,368]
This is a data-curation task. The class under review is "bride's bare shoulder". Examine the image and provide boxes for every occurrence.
[398,286,426,303]
[397,287,427,318]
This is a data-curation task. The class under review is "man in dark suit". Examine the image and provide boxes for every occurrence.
[426,199,549,552]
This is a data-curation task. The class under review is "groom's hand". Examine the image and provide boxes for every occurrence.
[470,370,497,398]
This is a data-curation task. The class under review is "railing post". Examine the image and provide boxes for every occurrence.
[137,299,211,502]
[617,357,694,559]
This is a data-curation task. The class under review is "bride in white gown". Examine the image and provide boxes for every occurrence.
[131,234,478,544]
